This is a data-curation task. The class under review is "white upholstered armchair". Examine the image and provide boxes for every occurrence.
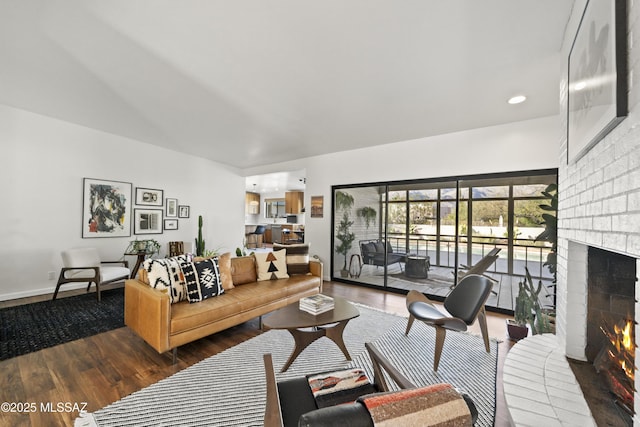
[53,248,129,301]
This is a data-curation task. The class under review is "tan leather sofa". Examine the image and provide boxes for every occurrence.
[124,255,322,360]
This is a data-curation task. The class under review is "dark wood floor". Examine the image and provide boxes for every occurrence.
[0,281,515,427]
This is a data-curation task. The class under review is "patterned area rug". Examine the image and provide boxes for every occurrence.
[77,305,497,427]
[0,288,124,361]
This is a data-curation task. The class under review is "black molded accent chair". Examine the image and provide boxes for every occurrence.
[263,342,477,427]
[405,274,493,371]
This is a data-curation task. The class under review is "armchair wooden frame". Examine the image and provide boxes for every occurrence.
[263,342,415,427]
[53,260,129,302]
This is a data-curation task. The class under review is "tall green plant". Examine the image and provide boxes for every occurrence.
[335,191,355,274]
[195,215,205,256]
[335,212,355,271]
[535,183,558,308]
[535,183,558,275]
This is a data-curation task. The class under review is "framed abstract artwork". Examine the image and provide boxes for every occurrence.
[567,0,627,162]
[82,178,132,238]
[166,198,178,217]
[134,209,163,234]
[135,187,164,206]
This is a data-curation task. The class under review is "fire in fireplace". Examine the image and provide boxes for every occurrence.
[594,318,635,413]
[586,246,637,416]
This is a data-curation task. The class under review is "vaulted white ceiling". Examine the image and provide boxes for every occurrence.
[0,0,574,169]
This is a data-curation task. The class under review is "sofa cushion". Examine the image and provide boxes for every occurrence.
[230,255,257,285]
[170,293,242,334]
[373,242,385,254]
[181,257,224,303]
[142,255,192,303]
[273,243,310,275]
[255,249,289,281]
[217,252,234,290]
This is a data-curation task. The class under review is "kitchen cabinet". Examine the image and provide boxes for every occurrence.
[285,191,304,214]
[245,192,260,214]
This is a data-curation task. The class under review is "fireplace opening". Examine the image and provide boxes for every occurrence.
[586,246,637,418]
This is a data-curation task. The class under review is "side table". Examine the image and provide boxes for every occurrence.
[405,255,430,279]
[124,251,150,279]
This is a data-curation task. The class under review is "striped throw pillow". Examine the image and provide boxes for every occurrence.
[359,383,472,426]
[273,243,310,275]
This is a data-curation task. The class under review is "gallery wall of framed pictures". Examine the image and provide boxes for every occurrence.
[82,178,190,238]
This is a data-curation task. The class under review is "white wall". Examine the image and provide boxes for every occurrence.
[0,105,245,300]
[243,115,561,276]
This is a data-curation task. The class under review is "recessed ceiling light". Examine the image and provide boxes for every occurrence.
[508,95,527,105]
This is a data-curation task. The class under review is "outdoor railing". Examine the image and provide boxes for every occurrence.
[386,234,552,279]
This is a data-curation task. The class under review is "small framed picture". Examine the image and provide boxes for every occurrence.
[166,198,178,217]
[135,187,164,206]
[164,219,178,230]
[134,209,163,234]
[178,205,190,218]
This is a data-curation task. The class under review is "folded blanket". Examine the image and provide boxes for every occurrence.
[307,368,377,408]
[359,383,472,426]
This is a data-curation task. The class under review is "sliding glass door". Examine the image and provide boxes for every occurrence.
[331,169,557,313]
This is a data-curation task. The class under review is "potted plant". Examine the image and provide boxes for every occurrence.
[335,191,355,277]
[335,212,355,277]
[356,206,377,229]
[507,267,554,340]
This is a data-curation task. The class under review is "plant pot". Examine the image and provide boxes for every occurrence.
[340,269,349,278]
[506,319,529,341]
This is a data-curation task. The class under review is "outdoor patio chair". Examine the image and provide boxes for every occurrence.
[359,239,406,271]
[405,274,493,371]
[454,247,501,287]
[263,342,477,426]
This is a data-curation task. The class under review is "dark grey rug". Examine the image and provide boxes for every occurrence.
[0,288,124,361]
[78,305,497,427]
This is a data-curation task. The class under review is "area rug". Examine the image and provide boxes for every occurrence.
[0,288,124,361]
[77,305,497,427]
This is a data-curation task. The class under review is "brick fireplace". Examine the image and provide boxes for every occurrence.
[554,0,640,423]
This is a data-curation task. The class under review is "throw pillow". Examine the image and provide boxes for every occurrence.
[255,249,289,281]
[359,383,471,426]
[307,368,376,408]
[142,255,192,303]
[230,255,257,285]
[273,243,310,275]
[217,252,234,290]
[181,257,224,303]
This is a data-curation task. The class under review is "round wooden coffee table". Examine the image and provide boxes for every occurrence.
[262,296,360,372]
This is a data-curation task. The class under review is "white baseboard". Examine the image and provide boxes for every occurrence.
[0,282,90,302]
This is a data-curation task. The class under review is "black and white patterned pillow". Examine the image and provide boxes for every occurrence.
[142,254,192,303]
[181,257,224,303]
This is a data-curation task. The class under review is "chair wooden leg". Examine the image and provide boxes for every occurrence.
[478,308,490,353]
[405,314,416,336]
[433,326,446,372]
[96,282,101,302]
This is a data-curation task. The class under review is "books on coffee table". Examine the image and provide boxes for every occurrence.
[299,294,335,315]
